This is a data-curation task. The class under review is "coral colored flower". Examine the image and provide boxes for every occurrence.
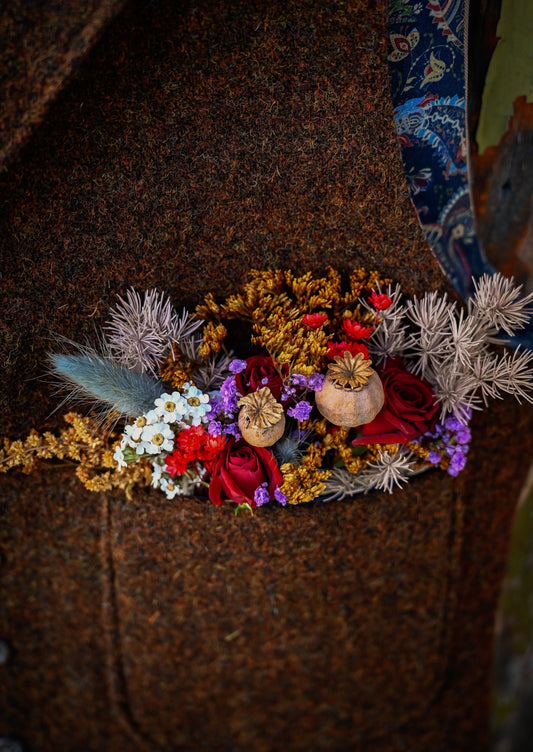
[326,341,369,360]
[369,291,393,310]
[302,312,329,329]
[342,319,373,340]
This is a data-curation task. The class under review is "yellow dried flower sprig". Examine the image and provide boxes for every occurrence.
[0,413,151,493]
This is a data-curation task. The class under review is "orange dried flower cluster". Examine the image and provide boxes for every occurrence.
[196,266,390,376]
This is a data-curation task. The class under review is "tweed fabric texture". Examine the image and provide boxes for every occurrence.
[1,1,532,750]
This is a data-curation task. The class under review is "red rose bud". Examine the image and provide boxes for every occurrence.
[208,437,283,508]
[234,355,288,401]
[352,357,439,445]
[369,291,393,310]
[302,312,328,329]
[342,319,373,340]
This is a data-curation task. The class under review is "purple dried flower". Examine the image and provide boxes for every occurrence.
[274,487,287,506]
[448,451,467,476]
[290,373,308,388]
[208,420,223,436]
[220,376,239,413]
[308,373,325,391]
[455,426,471,444]
[254,483,271,507]
[427,450,442,465]
[229,359,248,374]
[224,422,241,440]
[444,416,462,432]
[281,385,297,401]
[287,400,313,422]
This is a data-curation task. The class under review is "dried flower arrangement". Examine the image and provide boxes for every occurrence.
[2,268,533,511]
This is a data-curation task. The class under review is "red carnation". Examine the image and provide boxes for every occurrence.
[342,319,373,340]
[369,291,393,310]
[166,425,226,477]
[303,312,329,329]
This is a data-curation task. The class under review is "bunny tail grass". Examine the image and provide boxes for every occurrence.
[50,353,163,418]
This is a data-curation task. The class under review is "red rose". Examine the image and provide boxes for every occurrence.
[352,358,439,445]
[235,355,287,401]
[208,437,283,507]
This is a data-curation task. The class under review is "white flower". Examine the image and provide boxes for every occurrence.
[113,443,127,469]
[141,422,175,454]
[154,392,187,423]
[159,475,183,500]
[181,382,212,426]
[122,412,161,453]
[150,460,164,489]
[123,422,143,442]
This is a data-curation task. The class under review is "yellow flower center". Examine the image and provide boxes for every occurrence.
[135,416,147,428]
[152,433,164,446]
[164,400,175,412]
[187,396,201,407]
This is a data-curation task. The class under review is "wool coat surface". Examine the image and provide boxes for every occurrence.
[1,1,532,751]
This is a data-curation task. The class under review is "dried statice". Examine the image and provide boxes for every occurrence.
[105,289,202,375]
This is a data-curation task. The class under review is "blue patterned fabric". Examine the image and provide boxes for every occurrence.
[388,0,533,346]
[388,0,492,301]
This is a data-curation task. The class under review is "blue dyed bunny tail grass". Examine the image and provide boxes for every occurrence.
[49,352,163,419]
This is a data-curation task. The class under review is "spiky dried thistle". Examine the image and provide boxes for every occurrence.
[105,288,202,375]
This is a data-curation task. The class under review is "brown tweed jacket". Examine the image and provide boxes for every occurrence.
[1,1,531,750]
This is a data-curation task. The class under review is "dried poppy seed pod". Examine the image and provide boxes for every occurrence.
[237,387,286,447]
[315,352,384,428]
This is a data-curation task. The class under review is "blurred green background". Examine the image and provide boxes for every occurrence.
[492,462,533,751]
